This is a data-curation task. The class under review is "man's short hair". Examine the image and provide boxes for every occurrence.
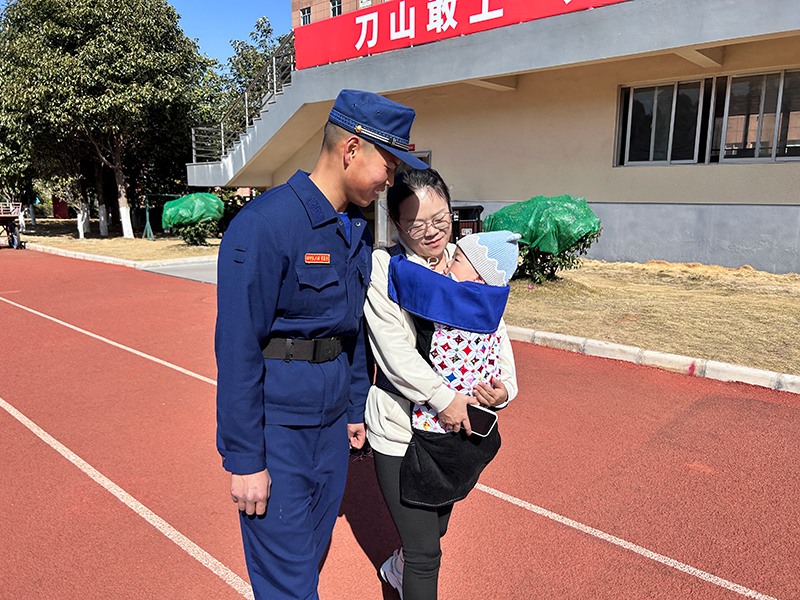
[323,121,348,152]
[322,121,376,153]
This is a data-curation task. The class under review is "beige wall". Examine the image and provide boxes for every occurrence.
[270,35,800,207]
[390,37,800,206]
[274,127,324,184]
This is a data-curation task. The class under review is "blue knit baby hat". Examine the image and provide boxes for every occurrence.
[456,230,522,286]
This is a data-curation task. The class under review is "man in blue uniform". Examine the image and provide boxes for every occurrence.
[215,89,429,600]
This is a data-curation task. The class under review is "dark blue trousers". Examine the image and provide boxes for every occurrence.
[240,412,349,600]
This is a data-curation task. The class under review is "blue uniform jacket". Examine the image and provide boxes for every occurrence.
[215,171,373,475]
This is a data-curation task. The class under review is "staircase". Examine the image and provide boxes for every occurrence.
[191,32,295,163]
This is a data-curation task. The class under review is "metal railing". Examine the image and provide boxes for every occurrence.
[191,32,295,163]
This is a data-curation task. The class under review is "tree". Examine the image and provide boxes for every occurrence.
[198,16,293,122]
[226,17,281,95]
[0,0,210,238]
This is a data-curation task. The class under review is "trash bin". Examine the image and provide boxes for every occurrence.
[451,205,484,242]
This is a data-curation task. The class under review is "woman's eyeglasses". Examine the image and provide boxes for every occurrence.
[405,212,453,240]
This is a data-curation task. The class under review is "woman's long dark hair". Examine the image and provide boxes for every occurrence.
[387,168,452,223]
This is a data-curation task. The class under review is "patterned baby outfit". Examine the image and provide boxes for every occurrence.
[411,324,502,433]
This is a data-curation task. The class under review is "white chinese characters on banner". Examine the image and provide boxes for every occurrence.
[355,12,378,49]
[390,0,416,41]
[427,0,458,33]
[469,0,503,23]
[354,0,508,52]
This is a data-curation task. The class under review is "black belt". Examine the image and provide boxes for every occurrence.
[261,336,343,363]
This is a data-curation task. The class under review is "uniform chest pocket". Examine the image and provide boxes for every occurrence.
[285,265,342,319]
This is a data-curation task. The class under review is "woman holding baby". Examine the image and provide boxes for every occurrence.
[364,167,520,599]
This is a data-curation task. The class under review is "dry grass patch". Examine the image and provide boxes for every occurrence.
[506,260,800,376]
[21,218,219,262]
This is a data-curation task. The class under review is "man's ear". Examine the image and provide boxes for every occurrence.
[343,136,361,167]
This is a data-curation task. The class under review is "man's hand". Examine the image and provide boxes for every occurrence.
[436,392,476,436]
[474,377,509,408]
[348,423,366,449]
[231,469,271,516]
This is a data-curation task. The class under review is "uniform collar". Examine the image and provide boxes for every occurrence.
[288,171,339,228]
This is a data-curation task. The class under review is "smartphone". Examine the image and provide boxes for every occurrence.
[467,403,498,437]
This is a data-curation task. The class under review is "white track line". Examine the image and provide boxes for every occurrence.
[475,483,777,599]
[0,396,253,600]
[0,295,779,598]
[0,296,216,386]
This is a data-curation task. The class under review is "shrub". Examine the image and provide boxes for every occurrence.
[515,226,602,284]
[175,220,218,246]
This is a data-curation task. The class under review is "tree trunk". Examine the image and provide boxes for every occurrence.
[111,139,133,239]
[94,160,108,237]
[77,202,90,238]
[27,204,37,226]
[99,205,109,237]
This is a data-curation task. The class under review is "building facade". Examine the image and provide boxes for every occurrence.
[188,0,800,274]
[292,0,387,28]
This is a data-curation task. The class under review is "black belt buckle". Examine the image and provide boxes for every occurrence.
[312,337,342,363]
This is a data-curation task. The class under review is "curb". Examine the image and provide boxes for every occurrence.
[23,245,796,395]
[506,325,799,395]
[26,243,218,270]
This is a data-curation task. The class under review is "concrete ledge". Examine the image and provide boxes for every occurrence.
[691,361,782,389]
[533,331,585,353]
[26,243,217,270]
[27,244,138,268]
[779,374,800,394]
[506,325,534,343]
[508,325,798,395]
[641,350,706,377]
[584,339,643,364]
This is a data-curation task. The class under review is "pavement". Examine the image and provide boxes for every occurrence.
[26,242,219,284]
[22,242,800,396]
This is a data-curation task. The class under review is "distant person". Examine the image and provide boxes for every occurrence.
[215,90,428,600]
[364,168,519,599]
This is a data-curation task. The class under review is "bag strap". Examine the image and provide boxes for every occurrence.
[386,243,405,258]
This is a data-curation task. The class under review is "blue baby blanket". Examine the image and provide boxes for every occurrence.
[387,254,509,334]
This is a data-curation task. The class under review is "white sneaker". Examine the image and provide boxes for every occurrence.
[380,548,404,599]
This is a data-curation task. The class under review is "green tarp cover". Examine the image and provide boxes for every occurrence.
[483,194,600,255]
[162,193,223,228]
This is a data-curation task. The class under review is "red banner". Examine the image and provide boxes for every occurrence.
[295,0,630,70]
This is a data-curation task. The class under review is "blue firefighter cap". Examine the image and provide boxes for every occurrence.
[328,89,429,170]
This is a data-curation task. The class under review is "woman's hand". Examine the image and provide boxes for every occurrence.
[437,392,476,435]
[474,377,509,408]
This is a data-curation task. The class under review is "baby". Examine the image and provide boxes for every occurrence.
[411,230,521,434]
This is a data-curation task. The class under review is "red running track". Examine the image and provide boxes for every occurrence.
[1,248,799,599]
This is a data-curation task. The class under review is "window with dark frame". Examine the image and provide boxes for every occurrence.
[617,69,800,165]
[330,0,342,17]
[300,6,311,25]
